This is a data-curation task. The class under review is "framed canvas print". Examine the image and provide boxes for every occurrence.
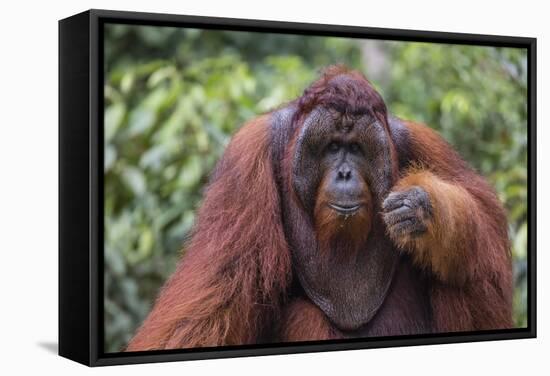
[59,9,536,366]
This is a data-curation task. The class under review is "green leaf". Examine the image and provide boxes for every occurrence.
[121,167,146,196]
[105,103,126,142]
[128,108,155,137]
[104,145,117,172]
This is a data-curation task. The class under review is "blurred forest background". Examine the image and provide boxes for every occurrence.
[104,24,528,352]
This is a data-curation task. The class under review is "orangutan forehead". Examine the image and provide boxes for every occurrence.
[326,107,373,129]
[313,106,376,135]
[293,107,384,157]
[324,101,374,117]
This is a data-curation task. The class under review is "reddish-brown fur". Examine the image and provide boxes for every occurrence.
[293,65,389,127]
[397,121,513,331]
[127,66,512,350]
[126,116,292,350]
[313,172,373,257]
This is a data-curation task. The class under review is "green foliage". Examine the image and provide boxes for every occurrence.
[104,25,528,352]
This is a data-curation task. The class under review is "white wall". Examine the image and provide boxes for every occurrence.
[0,0,547,374]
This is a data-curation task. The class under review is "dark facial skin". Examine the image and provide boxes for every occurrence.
[321,136,369,215]
[292,106,395,218]
[288,105,401,331]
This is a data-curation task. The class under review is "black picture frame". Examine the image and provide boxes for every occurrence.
[59,8,537,367]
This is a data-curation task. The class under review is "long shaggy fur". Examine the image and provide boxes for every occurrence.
[126,116,291,350]
[313,173,373,258]
[396,121,513,331]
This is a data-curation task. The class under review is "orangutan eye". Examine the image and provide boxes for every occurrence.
[349,143,361,154]
[327,142,340,153]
